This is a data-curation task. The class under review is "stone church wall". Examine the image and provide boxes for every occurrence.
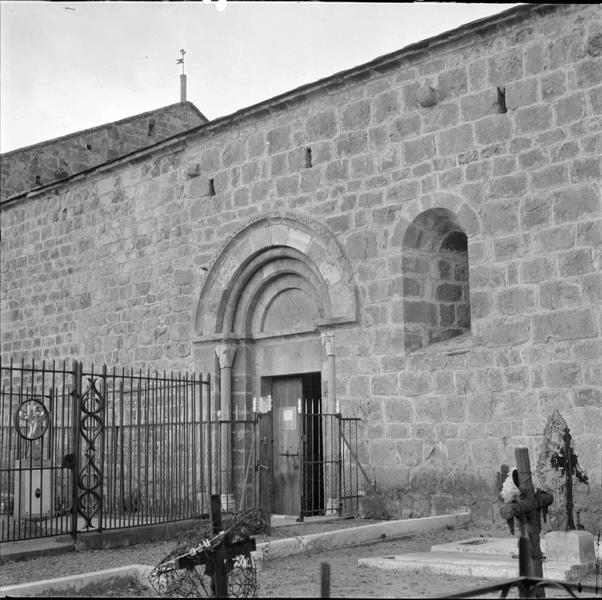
[1,4,600,526]
[0,101,207,201]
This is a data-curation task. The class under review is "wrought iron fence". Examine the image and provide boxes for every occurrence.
[300,411,363,520]
[1,358,366,543]
[78,362,214,532]
[1,359,74,541]
[1,358,256,542]
[435,577,599,598]
[339,414,363,518]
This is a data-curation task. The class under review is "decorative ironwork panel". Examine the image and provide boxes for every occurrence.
[76,370,105,530]
[1,358,75,543]
[14,398,50,441]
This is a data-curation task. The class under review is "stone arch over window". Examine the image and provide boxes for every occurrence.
[402,207,471,352]
[194,212,358,338]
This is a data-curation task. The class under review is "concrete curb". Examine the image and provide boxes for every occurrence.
[254,511,471,562]
[0,565,155,598]
[0,538,75,564]
[65,518,205,551]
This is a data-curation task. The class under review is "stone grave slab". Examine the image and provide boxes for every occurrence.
[358,534,596,581]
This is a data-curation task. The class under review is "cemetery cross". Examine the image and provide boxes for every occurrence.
[174,495,257,598]
[499,447,554,598]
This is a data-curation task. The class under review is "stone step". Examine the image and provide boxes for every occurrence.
[358,550,585,581]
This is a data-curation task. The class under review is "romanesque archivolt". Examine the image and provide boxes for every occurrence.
[194,212,358,338]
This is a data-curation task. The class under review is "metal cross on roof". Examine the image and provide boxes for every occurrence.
[177,48,186,74]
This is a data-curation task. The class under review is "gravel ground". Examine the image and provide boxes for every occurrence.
[1,520,599,598]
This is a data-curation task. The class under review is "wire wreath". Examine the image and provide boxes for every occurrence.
[148,508,269,598]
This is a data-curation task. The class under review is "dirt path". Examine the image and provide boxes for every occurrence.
[1,520,599,598]
[257,525,504,598]
[256,523,599,598]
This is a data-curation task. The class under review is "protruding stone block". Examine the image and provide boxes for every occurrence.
[415,85,438,108]
[543,530,596,564]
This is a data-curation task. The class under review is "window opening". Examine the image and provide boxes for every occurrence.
[402,208,471,352]
[496,87,507,114]
[305,148,312,168]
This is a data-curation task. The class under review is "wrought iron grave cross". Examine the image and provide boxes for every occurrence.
[499,447,553,598]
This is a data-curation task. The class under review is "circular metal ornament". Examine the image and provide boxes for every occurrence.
[15,399,50,440]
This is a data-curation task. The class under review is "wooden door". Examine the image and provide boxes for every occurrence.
[271,376,302,515]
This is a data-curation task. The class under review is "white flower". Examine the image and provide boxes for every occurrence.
[500,469,520,503]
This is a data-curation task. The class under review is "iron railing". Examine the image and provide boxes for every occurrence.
[299,411,363,520]
[2,359,367,542]
[1,358,256,542]
[78,363,213,532]
[435,577,599,598]
[1,359,74,541]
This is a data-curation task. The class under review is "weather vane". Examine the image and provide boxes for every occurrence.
[176,49,186,75]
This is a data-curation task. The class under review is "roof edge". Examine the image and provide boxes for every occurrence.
[1,3,564,208]
[199,3,552,129]
[187,103,210,123]
[0,101,207,158]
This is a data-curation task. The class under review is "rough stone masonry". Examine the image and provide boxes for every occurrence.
[1,4,600,527]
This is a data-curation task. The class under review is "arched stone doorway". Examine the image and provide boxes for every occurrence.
[194,212,357,515]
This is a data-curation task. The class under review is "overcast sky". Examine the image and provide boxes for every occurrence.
[0,1,520,153]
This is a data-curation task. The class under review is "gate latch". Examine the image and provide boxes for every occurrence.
[62,453,76,469]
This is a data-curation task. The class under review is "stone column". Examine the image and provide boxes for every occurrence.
[322,331,340,515]
[323,332,337,414]
[215,343,237,510]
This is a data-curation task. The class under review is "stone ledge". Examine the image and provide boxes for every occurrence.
[408,332,475,357]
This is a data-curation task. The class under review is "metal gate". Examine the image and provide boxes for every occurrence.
[1,358,213,542]
[252,396,365,521]
[300,409,364,520]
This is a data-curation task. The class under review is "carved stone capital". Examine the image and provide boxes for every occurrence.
[322,332,335,356]
[215,343,237,369]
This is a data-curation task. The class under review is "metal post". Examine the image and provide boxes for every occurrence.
[211,493,223,534]
[98,364,106,532]
[320,562,331,598]
[518,535,530,599]
[257,411,272,529]
[563,428,575,531]
[210,494,228,598]
[298,397,304,522]
[70,360,82,540]
[337,413,342,516]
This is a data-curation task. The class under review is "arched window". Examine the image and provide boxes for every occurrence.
[402,208,470,352]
